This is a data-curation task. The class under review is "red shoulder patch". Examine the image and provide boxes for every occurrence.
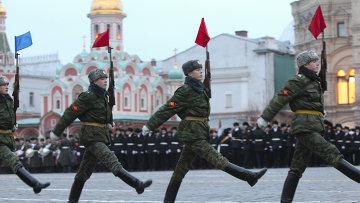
[169,101,176,107]
[72,105,80,111]
[281,88,290,96]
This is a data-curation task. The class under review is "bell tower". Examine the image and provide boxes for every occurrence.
[88,0,127,52]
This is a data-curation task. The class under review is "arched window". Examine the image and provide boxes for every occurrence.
[337,69,355,104]
[140,90,147,110]
[124,87,130,110]
[155,91,162,107]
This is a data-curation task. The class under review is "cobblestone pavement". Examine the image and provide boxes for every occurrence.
[0,167,360,202]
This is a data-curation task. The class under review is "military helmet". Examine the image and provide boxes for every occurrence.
[0,76,9,86]
[182,60,202,75]
[296,50,319,68]
[88,69,108,83]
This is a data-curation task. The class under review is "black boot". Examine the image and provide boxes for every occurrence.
[224,162,267,187]
[164,179,182,203]
[335,158,360,183]
[116,168,152,194]
[68,179,86,203]
[16,167,50,194]
[280,174,299,203]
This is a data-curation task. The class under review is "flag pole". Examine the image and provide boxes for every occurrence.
[204,45,211,98]
[108,46,115,127]
[13,52,20,124]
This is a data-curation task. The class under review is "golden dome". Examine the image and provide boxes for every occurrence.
[88,0,126,16]
[0,1,6,18]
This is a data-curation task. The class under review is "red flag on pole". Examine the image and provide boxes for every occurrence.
[92,29,109,48]
[195,18,210,47]
[308,5,327,39]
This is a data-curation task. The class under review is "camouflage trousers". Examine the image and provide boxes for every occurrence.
[289,132,343,178]
[75,142,123,182]
[171,140,228,181]
[0,145,23,173]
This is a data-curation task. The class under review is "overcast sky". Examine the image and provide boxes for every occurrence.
[4,0,295,64]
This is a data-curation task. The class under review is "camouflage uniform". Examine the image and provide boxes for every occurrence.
[53,69,151,203]
[261,72,343,178]
[146,82,228,179]
[0,77,49,194]
[147,60,266,202]
[261,51,360,203]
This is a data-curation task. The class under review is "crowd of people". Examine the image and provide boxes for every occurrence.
[1,120,359,174]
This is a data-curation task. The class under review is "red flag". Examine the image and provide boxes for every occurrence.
[308,5,327,39]
[195,18,210,47]
[92,29,109,48]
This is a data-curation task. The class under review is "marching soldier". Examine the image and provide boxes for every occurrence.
[343,127,353,164]
[50,69,151,203]
[142,60,266,202]
[0,76,49,193]
[257,50,360,202]
[334,123,344,151]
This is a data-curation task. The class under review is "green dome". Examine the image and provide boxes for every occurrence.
[168,68,183,80]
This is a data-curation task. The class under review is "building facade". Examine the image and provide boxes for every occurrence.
[158,32,295,129]
[291,0,360,127]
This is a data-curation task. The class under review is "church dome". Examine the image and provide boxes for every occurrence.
[168,67,183,80]
[88,0,126,16]
[0,1,6,18]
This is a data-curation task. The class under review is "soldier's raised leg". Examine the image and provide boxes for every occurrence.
[0,145,50,194]
[90,142,152,194]
[191,140,267,186]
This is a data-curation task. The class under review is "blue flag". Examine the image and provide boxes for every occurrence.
[15,31,32,52]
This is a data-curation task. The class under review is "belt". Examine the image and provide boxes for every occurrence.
[345,141,351,143]
[0,129,12,133]
[295,110,323,116]
[221,144,229,147]
[160,142,168,145]
[83,122,106,128]
[79,145,85,148]
[184,116,208,122]
[114,143,123,146]
[137,144,143,146]
[171,142,179,145]
[255,139,263,142]
[354,141,360,143]
[62,146,70,149]
[147,143,155,146]
[272,138,281,141]
[127,143,134,145]
[337,140,343,143]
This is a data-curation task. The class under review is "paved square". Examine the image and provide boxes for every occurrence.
[0,167,359,202]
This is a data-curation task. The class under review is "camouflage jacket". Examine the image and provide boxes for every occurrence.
[0,94,16,150]
[146,84,210,143]
[261,73,324,135]
[53,88,112,147]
